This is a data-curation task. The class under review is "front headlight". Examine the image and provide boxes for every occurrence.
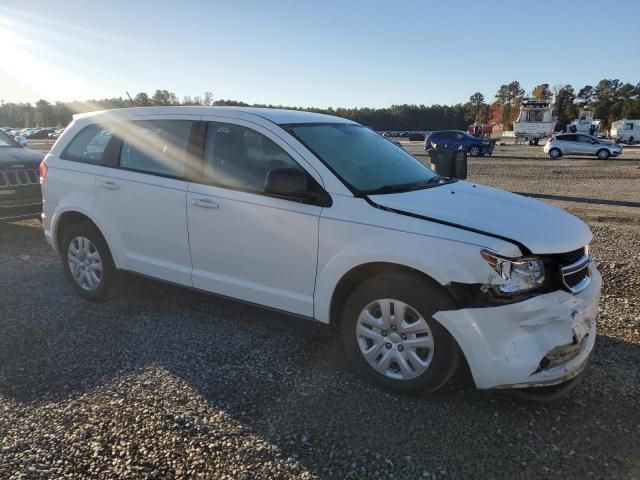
[480,250,545,295]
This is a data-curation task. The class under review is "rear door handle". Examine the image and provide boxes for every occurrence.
[192,198,219,209]
[99,180,120,190]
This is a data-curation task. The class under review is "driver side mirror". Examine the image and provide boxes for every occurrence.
[591,140,599,144]
[264,167,332,207]
[15,135,27,147]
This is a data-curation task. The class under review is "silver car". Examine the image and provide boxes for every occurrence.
[544,133,622,159]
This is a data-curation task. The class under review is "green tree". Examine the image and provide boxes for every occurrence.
[532,83,552,100]
[554,85,576,130]
[133,92,151,106]
[151,89,179,105]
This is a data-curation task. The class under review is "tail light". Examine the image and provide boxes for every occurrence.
[39,162,48,184]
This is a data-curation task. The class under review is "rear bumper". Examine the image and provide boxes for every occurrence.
[434,268,601,390]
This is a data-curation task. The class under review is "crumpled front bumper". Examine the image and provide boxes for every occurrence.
[434,268,601,390]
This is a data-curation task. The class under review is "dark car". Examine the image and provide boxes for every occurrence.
[0,130,44,221]
[425,130,494,157]
[26,128,55,140]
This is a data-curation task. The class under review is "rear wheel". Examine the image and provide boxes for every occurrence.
[61,221,119,301]
[469,145,481,156]
[340,272,460,394]
[597,148,610,160]
[549,148,561,159]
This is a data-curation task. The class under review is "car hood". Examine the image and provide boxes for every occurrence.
[0,147,44,167]
[370,181,592,255]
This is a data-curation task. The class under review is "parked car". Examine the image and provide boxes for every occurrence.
[26,128,55,140]
[48,128,65,139]
[425,130,494,156]
[0,129,44,221]
[41,107,600,398]
[408,132,426,141]
[544,134,622,159]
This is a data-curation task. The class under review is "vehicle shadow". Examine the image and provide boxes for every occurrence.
[1,221,639,478]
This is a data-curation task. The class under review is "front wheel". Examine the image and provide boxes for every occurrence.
[597,149,610,160]
[340,272,460,394]
[469,145,481,156]
[61,221,120,301]
[548,148,561,159]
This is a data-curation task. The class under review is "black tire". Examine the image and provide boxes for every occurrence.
[469,145,481,157]
[60,221,119,301]
[597,148,610,160]
[549,148,561,159]
[340,272,460,394]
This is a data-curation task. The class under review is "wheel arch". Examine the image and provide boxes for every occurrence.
[327,262,454,328]
[54,210,109,257]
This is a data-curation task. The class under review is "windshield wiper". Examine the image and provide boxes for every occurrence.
[360,176,458,196]
[360,179,435,196]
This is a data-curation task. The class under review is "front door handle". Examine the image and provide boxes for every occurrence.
[99,180,120,190]
[192,198,219,209]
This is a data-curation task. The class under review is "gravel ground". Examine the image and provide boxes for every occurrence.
[1,144,639,479]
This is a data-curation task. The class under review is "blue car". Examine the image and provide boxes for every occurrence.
[425,130,494,157]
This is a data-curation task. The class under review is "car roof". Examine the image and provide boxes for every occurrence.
[72,106,357,126]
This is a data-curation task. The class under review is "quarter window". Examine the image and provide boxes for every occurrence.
[61,124,113,164]
[203,122,303,192]
[119,120,193,178]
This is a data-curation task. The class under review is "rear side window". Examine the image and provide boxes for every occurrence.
[61,124,113,164]
[557,134,577,142]
[119,120,194,178]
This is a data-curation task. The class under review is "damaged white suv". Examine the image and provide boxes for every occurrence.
[41,107,601,398]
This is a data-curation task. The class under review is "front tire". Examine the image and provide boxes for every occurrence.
[549,148,561,159]
[469,145,481,157]
[597,148,610,160]
[340,272,460,394]
[61,221,119,301]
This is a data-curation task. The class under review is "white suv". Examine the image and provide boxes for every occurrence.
[41,107,601,397]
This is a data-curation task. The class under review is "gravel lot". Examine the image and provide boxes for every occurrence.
[1,143,639,479]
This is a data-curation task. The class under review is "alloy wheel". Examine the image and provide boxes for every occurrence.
[355,298,434,380]
[67,236,103,291]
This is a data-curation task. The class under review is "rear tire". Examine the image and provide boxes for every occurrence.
[340,272,460,394]
[597,149,610,160]
[549,148,561,159]
[61,221,120,301]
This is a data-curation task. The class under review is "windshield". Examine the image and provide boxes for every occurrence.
[0,130,19,147]
[285,123,440,194]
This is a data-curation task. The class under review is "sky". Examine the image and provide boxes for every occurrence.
[1,0,639,108]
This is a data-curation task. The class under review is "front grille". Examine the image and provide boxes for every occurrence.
[0,169,39,187]
[552,247,591,294]
[556,247,586,266]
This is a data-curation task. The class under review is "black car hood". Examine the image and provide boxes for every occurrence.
[0,147,45,167]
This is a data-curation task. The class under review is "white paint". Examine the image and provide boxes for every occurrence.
[42,106,603,391]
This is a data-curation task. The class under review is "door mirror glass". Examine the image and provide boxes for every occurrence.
[15,135,27,146]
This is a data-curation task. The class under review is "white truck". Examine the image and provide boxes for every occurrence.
[610,119,640,144]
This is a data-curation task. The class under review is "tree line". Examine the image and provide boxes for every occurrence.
[2,79,639,132]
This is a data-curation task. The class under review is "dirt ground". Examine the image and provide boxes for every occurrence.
[0,141,638,479]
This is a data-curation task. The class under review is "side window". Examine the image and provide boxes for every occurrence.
[61,124,113,164]
[559,134,577,142]
[455,132,466,139]
[203,122,304,192]
[119,120,193,178]
[578,135,594,143]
